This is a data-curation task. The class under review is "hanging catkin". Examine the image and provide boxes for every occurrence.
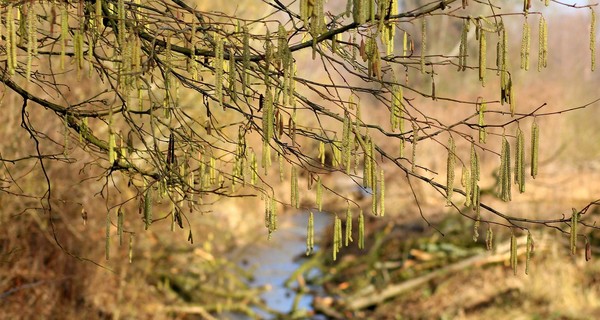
[319,140,326,166]
[358,209,365,249]
[526,231,533,275]
[403,31,408,58]
[25,3,35,82]
[265,194,278,239]
[571,208,578,255]
[128,234,134,263]
[391,84,404,132]
[345,205,353,246]
[363,136,374,189]
[333,215,341,261]
[6,4,16,75]
[531,120,539,178]
[142,188,152,231]
[108,132,116,164]
[591,9,596,71]
[478,24,487,86]
[316,176,323,211]
[486,225,494,250]
[515,127,525,193]
[60,3,68,70]
[105,211,111,260]
[510,231,518,275]
[306,211,314,255]
[291,166,299,208]
[379,169,385,217]
[470,143,480,206]
[342,111,352,172]
[500,135,512,202]
[458,19,469,71]
[446,136,456,205]
[242,25,250,92]
[421,17,427,74]
[411,122,418,172]
[215,36,224,108]
[478,102,487,143]
[521,19,530,70]
[473,204,480,242]
[117,207,124,246]
[538,16,548,71]
[462,166,472,207]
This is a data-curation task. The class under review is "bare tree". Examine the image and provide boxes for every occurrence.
[1,0,598,264]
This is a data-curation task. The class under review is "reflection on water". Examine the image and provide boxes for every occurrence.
[228,212,330,319]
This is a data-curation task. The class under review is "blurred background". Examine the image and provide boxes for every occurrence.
[2,1,600,319]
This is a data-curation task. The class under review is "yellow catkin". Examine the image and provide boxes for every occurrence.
[117,207,124,246]
[462,166,472,207]
[128,234,134,263]
[144,188,152,230]
[250,151,258,185]
[306,211,314,255]
[479,25,486,86]
[96,0,103,29]
[319,140,326,165]
[500,135,512,202]
[403,31,408,58]
[458,19,469,71]
[265,195,278,239]
[421,17,426,74]
[228,48,236,103]
[571,208,578,255]
[478,102,487,143]
[333,215,341,261]
[271,196,277,237]
[345,205,353,246]
[105,211,111,260]
[473,205,480,242]
[117,0,125,46]
[391,84,403,132]
[333,140,342,168]
[358,209,365,249]
[471,144,480,201]
[60,3,68,70]
[6,4,18,75]
[363,136,372,189]
[26,3,35,82]
[486,226,493,250]
[291,166,299,209]
[276,152,283,183]
[379,169,385,217]
[521,20,530,70]
[446,136,456,205]
[242,26,250,92]
[510,231,517,275]
[371,168,378,215]
[108,132,116,164]
[524,0,530,13]
[538,16,548,71]
[215,37,224,108]
[342,111,352,172]
[526,231,533,275]
[411,122,418,172]
[499,25,509,107]
[531,120,539,178]
[515,127,525,193]
[591,9,596,71]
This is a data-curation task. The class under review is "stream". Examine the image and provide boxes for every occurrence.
[228,212,330,319]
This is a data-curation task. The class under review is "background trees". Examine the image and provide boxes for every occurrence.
[1,0,600,318]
